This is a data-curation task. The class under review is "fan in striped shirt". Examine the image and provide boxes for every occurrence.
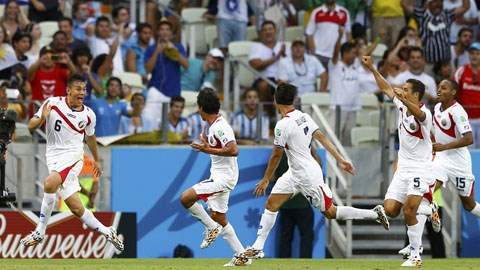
[230,89,270,145]
[401,0,470,65]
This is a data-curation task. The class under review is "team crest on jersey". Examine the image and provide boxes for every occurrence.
[441,119,447,126]
[78,121,87,129]
[409,122,418,132]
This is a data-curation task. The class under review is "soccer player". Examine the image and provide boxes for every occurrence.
[180,88,250,266]
[432,79,480,216]
[235,83,390,260]
[362,56,436,267]
[20,74,124,252]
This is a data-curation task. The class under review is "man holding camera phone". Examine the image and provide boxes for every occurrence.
[27,48,76,115]
[143,19,189,127]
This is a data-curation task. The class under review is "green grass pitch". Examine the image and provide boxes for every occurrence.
[0,258,479,270]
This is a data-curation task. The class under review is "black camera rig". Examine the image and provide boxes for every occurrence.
[0,108,17,207]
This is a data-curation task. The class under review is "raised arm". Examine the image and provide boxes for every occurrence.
[454,0,470,17]
[361,56,395,100]
[312,129,355,175]
[331,27,344,65]
[401,0,415,16]
[393,87,426,122]
[28,100,50,132]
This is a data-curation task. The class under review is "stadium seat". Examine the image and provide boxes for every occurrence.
[205,25,217,50]
[228,41,256,88]
[297,10,305,27]
[181,90,199,115]
[246,25,258,41]
[39,21,59,46]
[0,5,4,17]
[112,72,145,93]
[285,26,304,42]
[369,110,380,127]
[356,93,379,127]
[300,92,330,116]
[13,123,32,143]
[351,126,380,147]
[181,8,212,56]
[371,43,388,64]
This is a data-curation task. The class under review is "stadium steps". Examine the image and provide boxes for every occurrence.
[338,198,433,259]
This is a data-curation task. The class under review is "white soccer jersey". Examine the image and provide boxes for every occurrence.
[273,109,322,182]
[433,102,473,167]
[393,97,433,170]
[207,115,238,187]
[35,97,96,161]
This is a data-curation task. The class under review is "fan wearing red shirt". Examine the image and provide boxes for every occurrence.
[27,49,76,102]
[453,42,480,147]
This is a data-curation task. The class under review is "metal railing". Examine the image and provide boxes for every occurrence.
[310,104,353,258]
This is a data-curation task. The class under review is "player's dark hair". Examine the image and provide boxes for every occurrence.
[406,78,425,101]
[67,73,86,86]
[197,88,220,114]
[444,78,459,94]
[274,83,297,105]
[170,95,185,107]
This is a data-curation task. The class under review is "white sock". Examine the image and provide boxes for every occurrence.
[417,204,433,216]
[416,214,427,247]
[80,208,110,235]
[36,193,56,234]
[187,202,217,229]
[221,223,244,253]
[469,202,480,218]
[407,222,422,258]
[336,206,377,220]
[252,209,278,250]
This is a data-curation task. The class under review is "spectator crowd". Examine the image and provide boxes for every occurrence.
[1,0,480,147]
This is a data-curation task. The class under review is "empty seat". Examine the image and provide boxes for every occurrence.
[228,41,256,88]
[39,21,59,46]
[356,93,379,127]
[112,72,145,92]
[285,26,304,42]
[181,8,212,56]
[205,25,217,50]
[246,25,257,41]
[300,92,330,116]
[351,126,380,147]
[181,90,199,114]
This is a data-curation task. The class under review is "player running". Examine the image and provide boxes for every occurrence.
[235,83,389,260]
[432,79,480,216]
[180,88,250,266]
[363,55,438,267]
[20,74,124,251]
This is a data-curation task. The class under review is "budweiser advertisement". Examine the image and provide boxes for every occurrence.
[0,211,136,258]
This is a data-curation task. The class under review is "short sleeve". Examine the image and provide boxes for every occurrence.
[177,43,187,58]
[453,106,473,135]
[273,120,287,148]
[420,107,431,125]
[305,8,317,35]
[216,122,236,147]
[392,96,403,109]
[34,98,53,118]
[248,43,262,61]
[85,108,96,136]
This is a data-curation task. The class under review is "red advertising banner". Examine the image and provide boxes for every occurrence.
[0,211,136,258]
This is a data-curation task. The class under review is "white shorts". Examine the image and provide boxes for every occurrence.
[193,178,232,213]
[385,169,435,204]
[271,170,333,212]
[432,159,475,197]
[47,153,83,200]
